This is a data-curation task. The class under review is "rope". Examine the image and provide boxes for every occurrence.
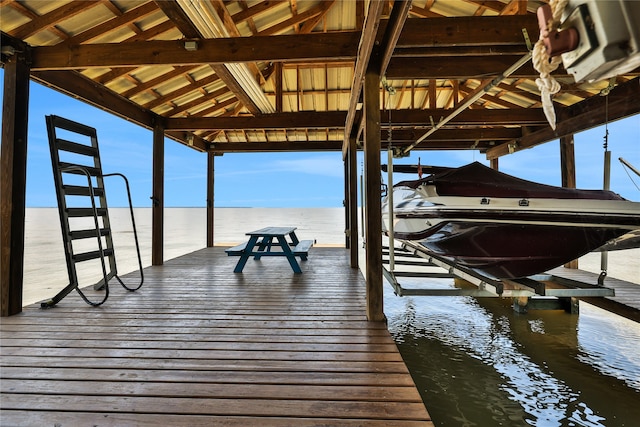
[622,163,640,192]
[532,0,569,130]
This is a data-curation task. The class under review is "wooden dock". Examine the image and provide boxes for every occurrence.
[0,247,433,426]
[550,267,640,322]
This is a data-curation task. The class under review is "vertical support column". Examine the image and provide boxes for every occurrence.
[560,134,578,269]
[1,51,30,316]
[151,121,164,266]
[490,157,499,170]
[343,157,350,248]
[348,134,359,268]
[363,60,385,322]
[207,152,215,248]
[275,62,283,113]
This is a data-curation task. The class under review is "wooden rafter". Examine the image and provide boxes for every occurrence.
[342,0,385,154]
[62,2,159,45]
[153,0,262,115]
[8,0,100,40]
[231,0,288,25]
[486,78,640,159]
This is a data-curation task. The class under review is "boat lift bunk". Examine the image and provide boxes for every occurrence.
[382,238,615,314]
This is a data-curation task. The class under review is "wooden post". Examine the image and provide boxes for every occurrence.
[1,50,30,316]
[207,152,215,248]
[363,60,385,322]
[560,134,579,269]
[348,134,359,268]
[343,156,350,248]
[490,157,499,170]
[275,62,283,113]
[560,134,576,188]
[151,121,164,266]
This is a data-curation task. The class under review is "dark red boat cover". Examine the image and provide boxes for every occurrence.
[396,162,625,200]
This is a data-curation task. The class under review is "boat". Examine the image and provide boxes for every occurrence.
[382,162,640,279]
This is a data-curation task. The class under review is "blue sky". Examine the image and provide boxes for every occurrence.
[3,72,639,207]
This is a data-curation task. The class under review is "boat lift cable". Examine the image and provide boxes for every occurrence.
[600,91,612,284]
[383,78,396,271]
[397,51,533,157]
[620,157,640,191]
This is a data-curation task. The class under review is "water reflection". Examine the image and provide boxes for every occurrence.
[385,278,640,426]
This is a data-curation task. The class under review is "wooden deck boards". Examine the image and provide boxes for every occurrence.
[550,266,640,322]
[0,247,432,426]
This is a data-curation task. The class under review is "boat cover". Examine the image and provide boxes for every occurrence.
[395,162,624,200]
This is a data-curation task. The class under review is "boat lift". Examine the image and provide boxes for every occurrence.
[383,239,614,312]
[382,155,615,315]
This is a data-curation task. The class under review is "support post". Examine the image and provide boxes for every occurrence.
[363,59,385,322]
[343,157,350,248]
[348,134,359,268]
[560,134,578,269]
[490,157,499,170]
[207,152,215,248]
[275,62,283,113]
[1,50,30,316]
[151,121,164,266]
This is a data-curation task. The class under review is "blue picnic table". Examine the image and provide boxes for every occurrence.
[225,226,314,273]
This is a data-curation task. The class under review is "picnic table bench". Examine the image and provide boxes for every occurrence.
[225,226,313,273]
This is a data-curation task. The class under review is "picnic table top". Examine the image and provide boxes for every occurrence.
[246,226,297,236]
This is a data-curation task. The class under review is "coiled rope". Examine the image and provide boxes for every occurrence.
[532,0,569,129]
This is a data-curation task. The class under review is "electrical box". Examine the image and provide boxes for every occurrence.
[560,0,640,83]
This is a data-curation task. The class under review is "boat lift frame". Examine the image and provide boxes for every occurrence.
[383,239,615,301]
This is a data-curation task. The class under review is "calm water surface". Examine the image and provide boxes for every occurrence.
[22,208,640,426]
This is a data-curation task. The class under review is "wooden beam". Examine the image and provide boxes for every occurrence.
[207,152,215,248]
[166,111,348,130]
[152,121,164,266]
[166,108,546,134]
[394,15,537,48]
[379,0,412,76]
[209,141,343,153]
[0,47,30,317]
[29,69,207,150]
[385,108,548,126]
[30,32,361,70]
[342,0,385,156]
[31,70,156,129]
[153,0,201,38]
[486,78,640,159]
[364,58,385,322]
[381,127,523,142]
[387,56,554,79]
[393,44,530,57]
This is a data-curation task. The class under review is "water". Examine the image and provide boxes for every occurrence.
[21,207,640,426]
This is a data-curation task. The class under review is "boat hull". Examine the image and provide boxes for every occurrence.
[408,221,627,279]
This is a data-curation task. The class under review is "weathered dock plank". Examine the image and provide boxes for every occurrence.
[550,266,640,322]
[0,247,433,426]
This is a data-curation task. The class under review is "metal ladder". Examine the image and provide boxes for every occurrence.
[41,115,143,307]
